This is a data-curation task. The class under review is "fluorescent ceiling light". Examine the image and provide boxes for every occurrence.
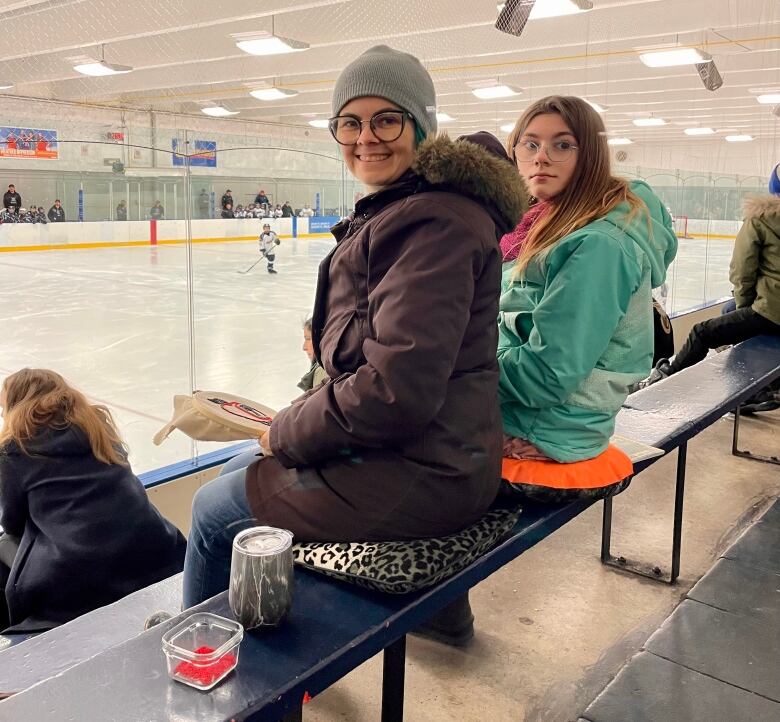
[250,87,298,101]
[201,106,239,117]
[0,82,12,90]
[757,94,780,104]
[684,127,715,136]
[436,112,456,122]
[633,117,667,127]
[584,99,608,113]
[73,60,133,76]
[235,31,309,56]
[472,84,522,100]
[497,0,592,19]
[607,138,633,146]
[638,47,711,68]
[725,135,754,142]
[500,123,516,132]
[308,119,330,128]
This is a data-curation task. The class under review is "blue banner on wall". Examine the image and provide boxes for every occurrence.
[308,216,340,234]
[172,139,217,167]
[0,126,58,159]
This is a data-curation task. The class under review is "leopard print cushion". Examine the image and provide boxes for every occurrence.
[291,506,522,594]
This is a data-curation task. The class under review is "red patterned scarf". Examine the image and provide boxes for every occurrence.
[500,200,551,262]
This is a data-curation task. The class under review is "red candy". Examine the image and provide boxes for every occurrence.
[174,646,237,687]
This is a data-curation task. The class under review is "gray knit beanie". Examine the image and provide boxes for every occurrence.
[332,45,438,139]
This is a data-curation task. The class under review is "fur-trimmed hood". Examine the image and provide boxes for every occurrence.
[743,194,780,219]
[412,133,529,235]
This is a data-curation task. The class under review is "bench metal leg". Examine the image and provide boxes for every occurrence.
[381,635,406,722]
[732,405,780,466]
[600,443,687,584]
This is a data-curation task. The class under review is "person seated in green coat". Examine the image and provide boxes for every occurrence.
[639,164,780,402]
[498,96,677,486]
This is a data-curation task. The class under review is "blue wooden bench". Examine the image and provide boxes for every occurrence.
[604,334,780,583]
[1,335,778,720]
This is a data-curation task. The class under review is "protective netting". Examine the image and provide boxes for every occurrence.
[0,0,778,469]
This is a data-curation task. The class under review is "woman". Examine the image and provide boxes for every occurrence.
[499,96,677,482]
[0,369,186,632]
[183,45,527,611]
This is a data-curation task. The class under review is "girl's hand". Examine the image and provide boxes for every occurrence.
[259,429,274,457]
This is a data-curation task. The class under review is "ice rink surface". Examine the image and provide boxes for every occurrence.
[0,234,733,473]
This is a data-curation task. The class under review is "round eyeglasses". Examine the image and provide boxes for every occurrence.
[514,139,579,164]
[328,111,414,145]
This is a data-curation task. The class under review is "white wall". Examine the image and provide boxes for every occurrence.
[0,217,298,248]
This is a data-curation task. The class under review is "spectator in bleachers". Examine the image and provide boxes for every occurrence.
[3,184,21,215]
[116,200,128,221]
[181,45,528,621]
[149,201,164,220]
[640,163,780,407]
[221,189,233,211]
[254,189,270,205]
[298,317,328,392]
[281,201,293,218]
[47,199,65,223]
[0,368,186,632]
[221,202,234,219]
[498,96,677,490]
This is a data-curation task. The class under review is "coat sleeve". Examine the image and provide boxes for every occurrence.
[0,456,28,537]
[729,218,762,309]
[497,235,641,409]
[270,203,486,468]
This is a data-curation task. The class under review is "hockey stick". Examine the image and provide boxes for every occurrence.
[237,254,265,274]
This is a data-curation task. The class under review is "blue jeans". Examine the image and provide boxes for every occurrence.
[182,450,260,609]
[721,298,737,315]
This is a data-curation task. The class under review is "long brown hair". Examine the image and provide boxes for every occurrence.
[506,95,647,273]
[0,368,128,465]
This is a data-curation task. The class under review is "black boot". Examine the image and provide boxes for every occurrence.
[411,593,474,647]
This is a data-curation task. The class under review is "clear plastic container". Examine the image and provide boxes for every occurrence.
[161,612,244,691]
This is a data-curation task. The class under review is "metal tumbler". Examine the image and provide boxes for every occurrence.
[229,526,294,630]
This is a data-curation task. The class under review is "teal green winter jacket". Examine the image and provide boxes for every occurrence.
[497,180,678,462]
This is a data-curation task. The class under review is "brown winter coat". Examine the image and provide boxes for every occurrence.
[245,134,528,541]
[730,195,780,325]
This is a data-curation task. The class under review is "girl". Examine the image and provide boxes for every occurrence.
[0,369,186,632]
[499,96,677,497]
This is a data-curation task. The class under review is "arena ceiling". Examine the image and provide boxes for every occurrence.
[0,0,778,144]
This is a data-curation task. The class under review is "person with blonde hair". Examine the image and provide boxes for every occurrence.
[0,369,186,632]
[498,96,677,497]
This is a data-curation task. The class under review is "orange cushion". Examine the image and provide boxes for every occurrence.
[502,445,633,490]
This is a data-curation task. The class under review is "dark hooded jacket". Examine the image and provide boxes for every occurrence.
[252,134,528,539]
[0,426,186,632]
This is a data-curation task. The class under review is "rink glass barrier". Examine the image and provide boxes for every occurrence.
[0,138,761,473]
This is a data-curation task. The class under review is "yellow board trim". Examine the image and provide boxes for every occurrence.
[688,232,737,240]
[0,233,334,253]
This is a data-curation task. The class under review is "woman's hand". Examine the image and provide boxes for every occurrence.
[258,429,274,457]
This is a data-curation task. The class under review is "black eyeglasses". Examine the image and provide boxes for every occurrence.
[328,110,414,145]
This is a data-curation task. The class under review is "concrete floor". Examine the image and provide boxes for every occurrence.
[302,411,779,722]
